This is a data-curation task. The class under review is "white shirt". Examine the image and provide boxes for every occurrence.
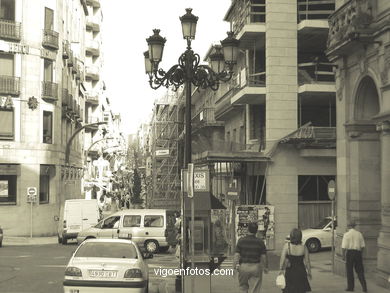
[341,228,365,250]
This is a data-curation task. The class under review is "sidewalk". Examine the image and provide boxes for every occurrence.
[3,236,58,246]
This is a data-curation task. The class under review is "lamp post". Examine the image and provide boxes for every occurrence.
[144,8,239,292]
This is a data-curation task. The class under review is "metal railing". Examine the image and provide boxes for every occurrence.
[86,92,99,104]
[298,61,335,85]
[0,76,20,95]
[229,0,265,36]
[192,107,217,124]
[297,0,335,22]
[0,19,21,41]
[42,29,59,49]
[284,126,336,140]
[42,81,58,100]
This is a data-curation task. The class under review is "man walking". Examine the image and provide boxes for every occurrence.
[342,220,367,292]
[234,222,268,293]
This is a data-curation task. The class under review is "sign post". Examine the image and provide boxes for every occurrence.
[27,187,37,238]
[328,180,336,274]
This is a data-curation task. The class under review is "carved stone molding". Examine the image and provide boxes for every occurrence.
[379,45,390,85]
[345,121,378,139]
[376,120,390,134]
[334,65,345,101]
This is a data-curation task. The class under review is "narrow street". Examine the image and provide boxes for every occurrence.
[0,243,332,293]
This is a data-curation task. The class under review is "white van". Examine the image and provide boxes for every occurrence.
[58,199,100,245]
[77,209,176,253]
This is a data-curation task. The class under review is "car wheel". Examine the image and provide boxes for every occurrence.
[145,240,159,254]
[306,238,320,253]
[61,236,68,245]
[159,246,170,253]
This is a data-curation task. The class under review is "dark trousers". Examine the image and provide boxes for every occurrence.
[346,250,367,291]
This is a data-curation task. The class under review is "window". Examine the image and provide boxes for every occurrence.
[44,7,54,30]
[101,216,120,229]
[75,242,137,259]
[144,215,164,227]
[298,175,335,201]
[0,175,16,204]
[0,53,14,76]
[0,0,16,21]
[43,111,53,144]
[123,215,141,227]
[0,108,14,140]
[44,59,53,82]
[39,164,52,203]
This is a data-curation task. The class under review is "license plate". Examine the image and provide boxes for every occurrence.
[89,270,117,278]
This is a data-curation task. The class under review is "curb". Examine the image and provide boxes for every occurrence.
[3,236,58,246]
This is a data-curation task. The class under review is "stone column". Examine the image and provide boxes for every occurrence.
[376,120,390,288]
[265,0,298,251]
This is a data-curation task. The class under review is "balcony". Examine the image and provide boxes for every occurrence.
[0,19,21,41]
[224,0,265,47]
[85,92,99,105]
[298,0,335,22]
[85,116,100,132]
[0,76,20,96]
[298,60,336,94]
[42,29,59,50]
[192,107,224,132]
[85,40,100,56]
[230,67,265,105]
[42,81,58,102]
[62,88,69,107]
[86,0,100,8]
[327,0,375,57]
[62,41,70,59]
[86,15,100,32]
[215,86,243,121]
[85,66,100,81]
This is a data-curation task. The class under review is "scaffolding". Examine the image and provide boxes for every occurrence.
[149,91,181,209]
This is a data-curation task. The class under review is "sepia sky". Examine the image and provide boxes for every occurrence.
[101,0,231,134]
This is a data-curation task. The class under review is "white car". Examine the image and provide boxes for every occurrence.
[302,217,337,253]
[63,238,152,293]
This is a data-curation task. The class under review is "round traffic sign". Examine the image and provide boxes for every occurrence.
[27,187,37,195]
[328,180,336,200]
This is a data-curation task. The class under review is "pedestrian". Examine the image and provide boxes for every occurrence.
[279,228,311,293]
[234,222,268,293]
[342,220,367,292]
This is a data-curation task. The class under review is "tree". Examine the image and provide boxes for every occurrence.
[131,168,143,205]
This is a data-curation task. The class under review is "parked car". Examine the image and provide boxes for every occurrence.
[302,216,337,253]
[0,226,3,247]
[77,209,175,253]
[57,199,100,245]
[63,238,152,293]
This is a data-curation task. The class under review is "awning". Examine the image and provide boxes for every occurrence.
[193,151,271,164]
[184,192,226,212]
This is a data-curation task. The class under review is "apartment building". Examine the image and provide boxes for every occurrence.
[326,0,390,287]
[0,0,96,236]
[187,0,337,251]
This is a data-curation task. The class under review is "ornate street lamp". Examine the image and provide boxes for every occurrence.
[144,8,239,166]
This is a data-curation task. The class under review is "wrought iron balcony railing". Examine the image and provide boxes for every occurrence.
[0,19,21,41]
[42,81,58,101]
[298,60,335,85]
[192,107,217,124]
[297,0,335,22]
[62,40,70,59]
[86,92,99,105]
[227,0,265,37]
[0,76,20,95]
[42,29,59,50]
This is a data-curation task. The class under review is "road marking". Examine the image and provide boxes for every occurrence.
[0,255,32,258]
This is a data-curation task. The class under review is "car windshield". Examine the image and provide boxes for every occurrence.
[312,218,331,229]
[75,242,138,259]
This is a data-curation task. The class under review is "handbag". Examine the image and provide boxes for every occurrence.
[276,273,286,289]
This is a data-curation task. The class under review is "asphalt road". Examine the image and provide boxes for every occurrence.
[0,243,331,293]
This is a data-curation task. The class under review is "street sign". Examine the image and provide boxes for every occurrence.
[187,164,194,198]
[27,187,37,203]
[155,149,169,157]
[328,180,336,201]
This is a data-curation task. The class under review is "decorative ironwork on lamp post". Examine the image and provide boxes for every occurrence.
[144,8,239,167]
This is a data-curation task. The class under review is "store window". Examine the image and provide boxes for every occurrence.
[39,164,52,203]
[43,111,53,144]
[0,175,17,204]
[298,175,335,201]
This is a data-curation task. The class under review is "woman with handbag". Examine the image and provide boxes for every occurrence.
[278,228,312,293]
